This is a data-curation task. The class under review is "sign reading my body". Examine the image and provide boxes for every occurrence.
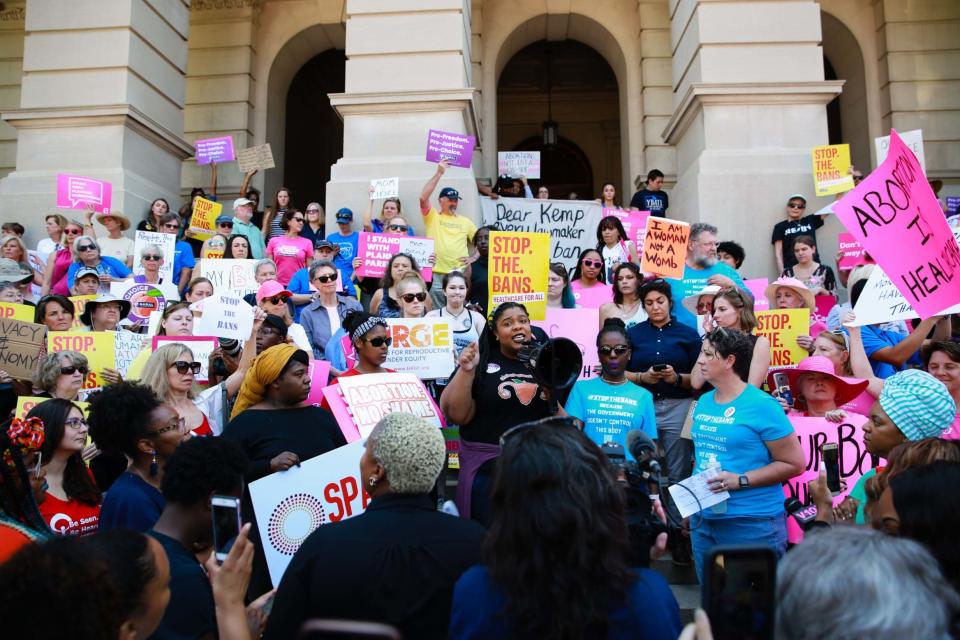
[491,234,535,293]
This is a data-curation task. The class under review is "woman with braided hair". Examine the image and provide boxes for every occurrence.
[0,416,52,561]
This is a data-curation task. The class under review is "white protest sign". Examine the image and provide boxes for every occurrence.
[326,373,444,440]
[197,259,258,298]
[369,177,399,200]
[134,231,176,282]
[192,293,253,341]
[341,319,456,379]
[236,143,275,173]
[480,196,603,271]
[114,332,148,377]
[249,441,367,586]
[849,267,960,326]
[875,128,924,171]
[497,151,541,179]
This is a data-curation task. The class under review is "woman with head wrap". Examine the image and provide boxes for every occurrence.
[0,416,52,561]
[263,413,485,640]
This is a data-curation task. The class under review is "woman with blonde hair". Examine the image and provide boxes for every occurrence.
[1,235,39,285]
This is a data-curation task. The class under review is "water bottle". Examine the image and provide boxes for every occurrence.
[706,461,727,514]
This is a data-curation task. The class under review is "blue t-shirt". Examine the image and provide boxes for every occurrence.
[666,262,745,329]
[66,256,131,289]
[564,377,657,454]
[326,231,359,281]
[172,240,196,285]
[859,324,921,379]
[691,385,794,519]
[98,471,165,533]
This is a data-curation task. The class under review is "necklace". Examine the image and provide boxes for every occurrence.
[618,299,640,317]
[601,375,629,386]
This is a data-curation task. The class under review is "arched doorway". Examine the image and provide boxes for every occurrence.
[821,12,870,171]
[497,40,620,201]
[282,50,345,211]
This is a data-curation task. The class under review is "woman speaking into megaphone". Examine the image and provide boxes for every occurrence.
[440,302,568,526]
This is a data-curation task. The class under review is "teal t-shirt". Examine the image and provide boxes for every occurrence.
[691,384,794,518]
[666,262,745,329]
[848,467,876,525]
[564,377,657,456]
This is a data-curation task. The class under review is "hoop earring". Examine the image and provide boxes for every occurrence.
[150,453,158,477]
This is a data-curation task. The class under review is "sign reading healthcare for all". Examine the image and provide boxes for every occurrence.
[833,129,960,319]
[488,231,549,320]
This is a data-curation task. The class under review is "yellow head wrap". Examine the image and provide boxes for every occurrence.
[230,343,300,420]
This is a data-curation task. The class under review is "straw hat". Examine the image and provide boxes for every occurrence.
[765,276,815,310]
[95,211,131,231]
[0,258,32,284]
[768,356,869,408]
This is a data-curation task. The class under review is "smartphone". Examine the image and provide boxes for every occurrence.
[772,372,793,408]
[703,546,777,640]
[211,495,242,563]
[652,364,668,372]
[821,443,841,496]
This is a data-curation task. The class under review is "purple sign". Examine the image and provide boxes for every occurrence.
[947,196,960,216]
[56,174,113,213]
[194,136,235,165]
[425,129,475,168]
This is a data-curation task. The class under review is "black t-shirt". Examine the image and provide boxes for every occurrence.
[468,258,489,313]
[771,214,824,269]
[457,349,552,444]
[629,189,669,217]
[147,530,217,640]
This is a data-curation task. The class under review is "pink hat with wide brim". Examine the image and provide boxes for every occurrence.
[767,355,869,408]
[765,276,815,310]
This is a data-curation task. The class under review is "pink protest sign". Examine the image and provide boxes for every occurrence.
[306,360,331,406]
[532,307,600,381]
[603,208,650,249]
[837,232,867,271]
[812,295,836,327]
[833,129,960,319]
[323,372,444,441]
[425,129,475,168]
[194,136,235,165]
[355,232,434,281]
[744,278,770,311]
[56,174,113,213]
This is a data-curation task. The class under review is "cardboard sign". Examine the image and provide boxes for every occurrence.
[48,331,115,388]
[56,174,112,214]
[194,136,235,165]
[322,373,443,442]
[306,360,332,406]
[531,307,601,381]
[811,144,855,196]
[755,308,810,367]
[743,278,770,311]
[192,293,253,341]
[834,129,960,319]
[497,151,541,179]
[875,128,924,171]
[369,177,399,200]
[0,318,46,380]
[186,197,221,240]
[115,332,148,377]
[354,233,434,282]
[481,197,604,271]
[197,259,258,298]
[0,302,34,322]
[249,440,368,586]
[340,318,456,380]
[425,129,475,168]
[848,267,960,326]
[236,143,275,173]
[110,281,168,326]
[16,396,89,420]
[488,231,550,320]
[640,217,690,279]
[837,232,867,271]
[152,336,219,384]
[134,230,176,283]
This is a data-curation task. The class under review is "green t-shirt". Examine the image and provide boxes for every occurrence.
[849,467,877,525]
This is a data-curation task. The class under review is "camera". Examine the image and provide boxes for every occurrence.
[601,442,668,568]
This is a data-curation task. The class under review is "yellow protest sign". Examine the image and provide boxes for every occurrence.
[69,294,97,329]
[755,308,810,367]
[640,217,690,279]
[47,331,116,389]
[488,231,550,320]
[16,396,89,420]
[186,197,221,240]
[811,144,854,196]
[0,302,35,322]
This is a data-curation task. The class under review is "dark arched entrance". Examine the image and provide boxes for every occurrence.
[513,135,593,199]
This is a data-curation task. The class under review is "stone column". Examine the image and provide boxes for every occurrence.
[662,0,842,277]
[0,3,26,180]
[327,0,480,233]
[0,0,192,244]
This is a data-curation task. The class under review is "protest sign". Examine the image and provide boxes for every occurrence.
[813,295,836,327]
[604,208,650,250]
[185,197,221,240]
[488,231,550,320]
[480,197,603,271]
[875,128,924,171]
[115,332,148,377]
[497,151,541,179]
[339,319,455,380]
[811,144,854,196]
[68,295,96,329]
[306,360,331,406]
[837,232,867,271]
[152,336,218,384]
[425,129,475,168]
[134,230,175,282]
[56,174,112,214]
[743,278,770,311]
[249,440,368,586]
[110,281,168,326]
[532,307,600,381]
[947,196,960,217]
[236,143,275,173]
[16,397,89,420]
[755,309,810,367]
[197,259,258,298]
[194,136,235,165]
[48,331,115,388]
[848,267,960,327]
[0,302,34,322]
[193,293,253,341]
[369,177,399,200]
[354,233,434,282]
[834,129,960,319]
[322,373,443,442]
[640,217,689,279]
[0,318,45,380]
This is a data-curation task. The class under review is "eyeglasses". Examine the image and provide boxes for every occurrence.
[315,274,337,284]
[363,336,392,348]
[401,292,427,303]
[262,295,287,305]
[499,416,585,447]
[388,224,409,232]
[77,244,97,252]
[65,417,88,430]
[171,361,202,375]
[582,259,603,269]
[63,229,82,236]
[149,417,187,437]
[598,345,630,356]
[142,254,163,261]
[787,203,806,209]
[60,366,89,376]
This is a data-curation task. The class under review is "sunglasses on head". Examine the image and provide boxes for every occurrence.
[171,361,202,375]
[582,259,603,269]
[142,254,162,261]
[77,244,97,252]
[262,295,287,305]
[60,365,89,376]
[598,345,630,356]
[401,292,427,303]
[388,224,409,232]
[315,274,337,284]
[363,336,392,348]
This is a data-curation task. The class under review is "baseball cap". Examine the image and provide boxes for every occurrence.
[233,197,255,210]
[785,193,807,204]
[336,207,353,222]
[439,187,460,200]
[257,280,292,301]
[215,214,234,226]
[314,239,337,251]
[75,267,101,281]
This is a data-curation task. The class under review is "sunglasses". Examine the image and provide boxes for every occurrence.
[291,217,304,223]
[363,336,393,348]
[388,224,409,232]
[315,274,337,284]
[142,254,163,261]
[77,244,97,252]
[60,366,89,376]
[306,209,320,213]
[787,203,806,209]
[171,361,202,375]
[598,345,630,356]
[401,292,427,303]
[218,222,234,227]
[499,416,585,447]
[163,224,181,230]
[582,259,603,269]
[64,228,82,236]
[262,295,287,305]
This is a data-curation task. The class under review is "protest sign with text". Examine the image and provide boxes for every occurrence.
[56,174,112,214]
[755,309,810,367]
[194,136,235,165]
[185,197,221,240]
[369,177,399,200]
[322,373,443,442]
[837,232,867,271]
[0,318,46,380]
[193,293,253,341]
[849,267,960,326]
[110,281,169,326]
[834,129,960,319]
[425,129,475,168]
[497,151,540,179]
[811,144,854,196]
[488,231,550,320]
[604,208,650,252]
[236,143,275,173]
[306,360,331,406]
[0,302,34,322]
[69,295,96,329]
[531,307,601,381]
[48,331,115,388]
[875,128,924,171]
[339,318,455,380]
[640,217,689,279]
[743,278,770,311]
[152,336,218,384]
[115,332,148,377]
[354,233,434,281]
[197,259,258,298]
[134,230,176,282]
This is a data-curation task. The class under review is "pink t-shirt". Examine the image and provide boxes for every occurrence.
[944,414,960,441]
[569,280,613,309]
[267,235,314,285]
